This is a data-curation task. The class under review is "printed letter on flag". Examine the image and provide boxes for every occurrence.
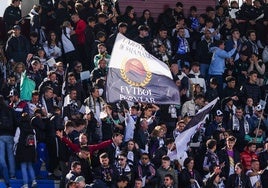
[106,33,180,105]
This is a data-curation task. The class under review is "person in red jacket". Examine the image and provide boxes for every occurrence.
[71,13,87,67]
[240,142,258,171]
[56,130,112,157]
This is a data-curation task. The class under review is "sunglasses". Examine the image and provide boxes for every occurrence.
[118,158,124,161]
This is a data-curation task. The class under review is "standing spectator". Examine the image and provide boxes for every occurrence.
[152,28,172,59]
[242,30,259,57]
[203,139,220,174]
[209,40,237,91]
[30,108,47,178]
[181,94,205,117]
[246,159,262,188]
[106,22,128,54]
[226,162,251,188]
[3,0,23,32]
[173,27,191,68]
[0,95,16,188]
[93,152,119,187]
[134,119,150,153]
[188,62,206,93]
[218,136,241,183]
[179,157,203,188]
[240,70,261,105]
[228,107,250,151]
[43,31,62,61]
[138,9,156,38]
[115,152,133,184]
[14,113,37,188]
[71,13,87,66]
[61,21,78,69]
[157,156,178,188]
[162,174,175,188]
[65,161,82,184]
[118,6,138,39]
[247,53,265,86]
[196,29,213,78]
[134,25,151,53]
[5,25,30,63]
[29,5,44,44]
[205,110,226,139]
[240,142,258,171]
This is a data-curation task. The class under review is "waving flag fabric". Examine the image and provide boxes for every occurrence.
[106,33,180,105]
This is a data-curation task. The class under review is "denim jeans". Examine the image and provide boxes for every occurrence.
[34,142,48,177]
[20,162,36,185]
[0,135,16,185]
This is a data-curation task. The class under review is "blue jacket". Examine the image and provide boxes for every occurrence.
[208,47,236,75]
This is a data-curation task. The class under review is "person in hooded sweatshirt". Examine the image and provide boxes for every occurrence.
[14,113,37,188]
[208,40,237,92]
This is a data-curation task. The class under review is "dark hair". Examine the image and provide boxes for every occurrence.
[32,90,39,96]
[162,155,170,161]
[206,138,217,149]
[71,161,81,168]
[124,6,134,16]
[190,6,197,12]
[206,6,215,12]
[247,30,256,38]
[164,138,174,146]
[183,157,194,168]
[99,152,109,159]
[176,2,183,7]
[231,28,240,34]
[87,16,96,23]
[65,120,75,128]
[164,174,174,181]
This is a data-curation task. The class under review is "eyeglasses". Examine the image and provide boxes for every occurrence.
[118,158,124,161]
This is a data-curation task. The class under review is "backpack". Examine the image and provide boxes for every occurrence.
[25,131,36,147]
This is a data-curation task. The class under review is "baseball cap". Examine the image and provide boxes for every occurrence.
[216,110,223,116]
[8,89,19,98]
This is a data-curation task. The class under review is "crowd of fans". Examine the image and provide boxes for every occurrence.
[1,0,268,187]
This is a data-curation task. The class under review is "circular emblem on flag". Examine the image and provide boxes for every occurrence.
[120,58,152,87]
